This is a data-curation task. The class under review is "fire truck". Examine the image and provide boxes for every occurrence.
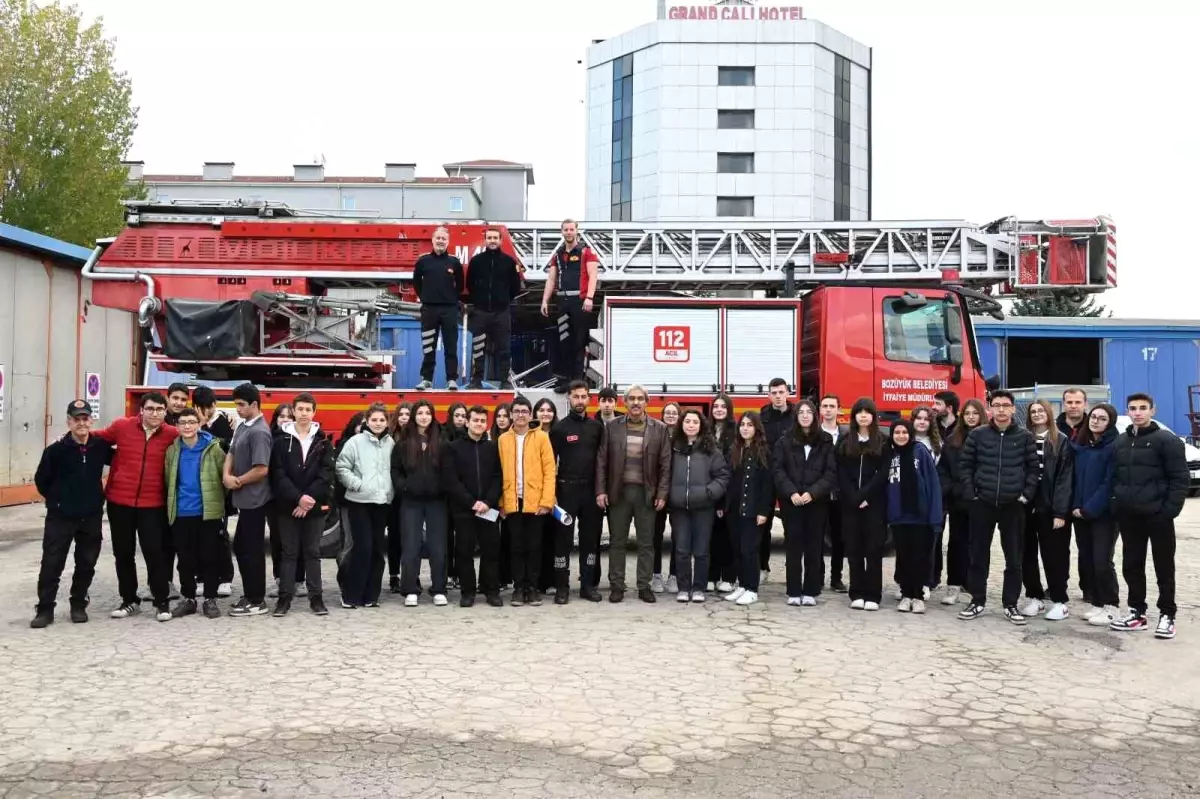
[85,201,1117,431]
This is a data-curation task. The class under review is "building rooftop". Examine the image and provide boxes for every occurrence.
[0,222,92,265]
[141,174,475,186]
[443,159,535,185]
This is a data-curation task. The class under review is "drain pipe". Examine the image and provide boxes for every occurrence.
[80,242,161,327]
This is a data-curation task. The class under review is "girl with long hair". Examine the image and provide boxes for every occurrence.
[532,399,561,594]
[490,402,514,589]
[387,402,412,593]
[443,402,469,591]
[709,394,738,592]
[333,411,366,599]
[267,402,299,596]
[392,400,449,607]
[724,412,772,606]
[389,402,412,442]
[490,403,513,440]
[269,403,294,436]
[773,399,838,606]
[335,403,395,609]
[1020,398,1075,621]
[667,410,730,602]
[1070,402,1121,627]
[939,398,986,605]
[886,420,942,614]
[910,406,943,460]
[836,398,891,610]
[444,403,469,442]
[654,401,682,593]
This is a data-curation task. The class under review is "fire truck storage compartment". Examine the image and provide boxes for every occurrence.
[725,308,797,390]
[605,304,720,391]
[164,299,259,360]
[379,316,473,389]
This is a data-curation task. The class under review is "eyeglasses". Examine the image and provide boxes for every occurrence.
[990,403,1014,409]
[143,407,166,414]
[512,409,531,415]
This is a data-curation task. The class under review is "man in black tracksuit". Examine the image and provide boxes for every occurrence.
[414,226,465,390]
[958,389,1040,624]
[466,229,522,389]
[442,406,504,607]
[31,400,113,628]
[551,381,606,603]
[757,378,794,579]
[1109,392,1189,638]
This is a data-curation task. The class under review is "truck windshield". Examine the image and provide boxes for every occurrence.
[882,297,953,365]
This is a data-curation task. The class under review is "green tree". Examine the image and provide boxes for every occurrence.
[1009,293,1110,318]
[0,0,138,246]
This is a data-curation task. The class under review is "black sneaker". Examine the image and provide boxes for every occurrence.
[340,598,357,609]
[1004,606,1027,625]
[510,590,525,607]
[529,590,543,607]
[30,609,53,629]
[831,578,848,593]
[228,597,252,617]
[272,599,291,617]
[202,598,221,619]
[389,575,402,594]
[232,600,268,617]
[609,589,625,604]
[638,588,657,604]
[310,595,329,615]
[449,576,461,590]
[69,606,88,624]
[555,592,569,605]
[170,599,197,619]
[460,594,476,608]
[486,593,503,607]
[958,603,985,621]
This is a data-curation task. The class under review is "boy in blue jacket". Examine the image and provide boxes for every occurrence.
[886,421,942,614]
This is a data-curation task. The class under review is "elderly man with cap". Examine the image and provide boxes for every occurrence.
[30,400,113,628]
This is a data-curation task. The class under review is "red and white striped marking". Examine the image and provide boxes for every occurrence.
[1099,215,1117,287]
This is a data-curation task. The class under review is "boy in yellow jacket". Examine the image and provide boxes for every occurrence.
[498,395,557,606]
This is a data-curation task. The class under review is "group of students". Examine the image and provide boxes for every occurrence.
[30,379,1189,641]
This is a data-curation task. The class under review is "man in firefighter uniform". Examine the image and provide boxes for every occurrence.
[549,381,606,602]
[466,228,523,389]
[540,219,600,393]
[414,226,465,391]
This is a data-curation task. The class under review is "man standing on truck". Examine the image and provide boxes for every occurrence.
[757,377,793,584]
[414,226,465,391]
[94,392,179,622]
[541,219,600,394]
[466,228,522,390]
[224,383,274,617]
[551,381,606,603]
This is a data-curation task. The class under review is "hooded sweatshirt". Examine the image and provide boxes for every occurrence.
[270,421,335,510]
[886,441,943,528]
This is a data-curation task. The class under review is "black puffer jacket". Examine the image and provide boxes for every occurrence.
[1032,433,1074,518]
[772,432,837,501]
[667,442,730,510]
[726,450,774,519]
[1112,422,1189,519]
[959,423,1039,506]
[836,436,892,508]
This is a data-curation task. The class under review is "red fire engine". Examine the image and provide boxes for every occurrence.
[85,201,1117,430]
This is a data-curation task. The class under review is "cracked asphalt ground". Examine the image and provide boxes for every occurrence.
[1,502,1199,798]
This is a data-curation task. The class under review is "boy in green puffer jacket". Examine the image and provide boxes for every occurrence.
[164,407,228,620]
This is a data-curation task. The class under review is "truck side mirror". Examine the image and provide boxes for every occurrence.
[948,342,964,366]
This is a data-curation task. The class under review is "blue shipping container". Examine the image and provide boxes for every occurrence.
[380,316,474,389]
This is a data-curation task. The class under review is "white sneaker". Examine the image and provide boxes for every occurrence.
[110,603,140,619]
[706,581,715,592]
[897,597,913,613]
[666,575,679,594]
[156,609,172,622]
[651,575,665,593]
[1082,605,1104,621]
[735,590,758,605]
[217,582,233,597]
[1087,605,1118,627]
[725,587,746,602]
[801,595,817,607]
[716,581,734,593]
[850,599,866,610]
[433,594,448,607]
[911,599,926,614]
[295,584,308,598]
[941,586,961,605]
[786,596,802,607]
[691,591,705,603]
[1044,602,1069,621]
[760,569,770,585]
[1020,598,1046,617]
[864,601,880,611]
[404,594,419,607]
[676,591,690,603]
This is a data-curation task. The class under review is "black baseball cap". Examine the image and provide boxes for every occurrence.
[67,400,91,418]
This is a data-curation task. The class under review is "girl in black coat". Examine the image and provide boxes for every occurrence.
[723,411,774,606]
[772,399,837,605]
[939,399,986,605]
[836,398,892,609]
[1020,398,1076,621]
[709,393,739,591]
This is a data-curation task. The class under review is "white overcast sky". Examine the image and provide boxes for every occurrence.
[72,0,1198,319]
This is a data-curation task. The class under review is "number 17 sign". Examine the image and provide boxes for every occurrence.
[653,325,691,362]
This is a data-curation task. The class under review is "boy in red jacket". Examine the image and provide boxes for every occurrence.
[93,392,178,621]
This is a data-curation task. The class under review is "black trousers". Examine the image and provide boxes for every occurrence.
[36,514,103,612]
[447,513,458,582]
[827,501,844,583]
[758,498,777,571]
[1075,516,1120,608]
[498,517,512,586]
[841,502,886,602]
[782,502,829,598]
[420,303,460,383]
[893,523,935,600]
[1118,514,1177,618]
[217,519,235,584]
[388,498,403,578]
[453,513,500,597]
[709,512,736,584]
[400,498,448,596]
[731,515,761,592]
[538,514,557,592]
[928,513,945,589]
[470,308,512,384]
[107,502,170,609]
[554,296,591,381]
[232,504,269,604]
[343,501,389,605]
[944,507,971,588]
[172,516,223,601]
[653,507,676,577]
[558,481,603,591]
[278,511,324,599]
[967,501,1024,608]
[1022,506,1070,603]
[268,502,305,584]
[1071,519,1091,599]
[508,509,543,593]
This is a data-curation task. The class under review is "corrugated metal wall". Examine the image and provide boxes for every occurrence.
[1104,338,1200,435]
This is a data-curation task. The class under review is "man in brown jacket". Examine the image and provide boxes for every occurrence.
[596,384,672,603]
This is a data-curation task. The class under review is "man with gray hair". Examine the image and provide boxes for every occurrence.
[413,226,465,390]
[596,385,672,603]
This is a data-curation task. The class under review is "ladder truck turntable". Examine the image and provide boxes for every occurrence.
[84,200,1117,432]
